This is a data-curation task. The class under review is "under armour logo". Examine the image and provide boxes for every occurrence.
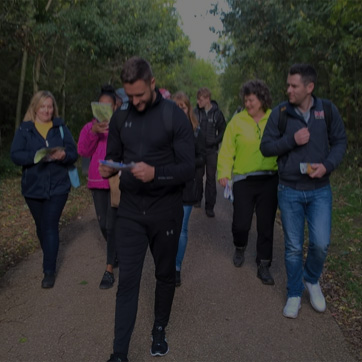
[125,121,132,128]
[166,229,174,236]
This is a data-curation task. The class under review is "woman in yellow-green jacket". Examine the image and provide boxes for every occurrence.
[217,80,278,285]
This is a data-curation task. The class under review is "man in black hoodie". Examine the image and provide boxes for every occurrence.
[100,57,195,362]
[194,87,226,217]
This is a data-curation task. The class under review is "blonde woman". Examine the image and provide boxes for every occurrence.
[171,91,202,286]
[11,90,78,288]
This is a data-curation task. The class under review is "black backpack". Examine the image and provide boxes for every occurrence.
[278,99,332,137]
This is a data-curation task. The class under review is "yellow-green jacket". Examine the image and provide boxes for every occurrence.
[217,109,277,180]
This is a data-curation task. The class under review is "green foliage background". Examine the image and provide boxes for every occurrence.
[0,0,222,150]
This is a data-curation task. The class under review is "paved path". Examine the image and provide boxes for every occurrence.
[0,186,357,362]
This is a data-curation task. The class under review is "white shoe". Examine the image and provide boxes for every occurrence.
[283,297,301,318]
[305,281,326,312]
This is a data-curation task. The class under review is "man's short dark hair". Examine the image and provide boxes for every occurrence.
[121,56,153,84]
[289,64,317,85]
[240,79,272,112]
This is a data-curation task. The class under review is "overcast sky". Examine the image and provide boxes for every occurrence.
[174,0,229,62]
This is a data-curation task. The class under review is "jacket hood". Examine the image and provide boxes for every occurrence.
[21,117,64,130]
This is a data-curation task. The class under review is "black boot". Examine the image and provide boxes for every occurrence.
[257,260,275,285]
[233,247,246,267]
[175,270,181,287]
[41,273,55,288]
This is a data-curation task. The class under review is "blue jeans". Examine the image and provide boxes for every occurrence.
[176,205,193,271]
[278,184,332,297]
[25,194,68,274]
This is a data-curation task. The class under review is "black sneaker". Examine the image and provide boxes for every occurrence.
[150,326,169,357]
[175,271,181,287]
[99,271,115,289]
[233,247,245,267]
[107,354,128,362]
[257,261,275,285]
[41,273,55,288]
[205,209,215,217]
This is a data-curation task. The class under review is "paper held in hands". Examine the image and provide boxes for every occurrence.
[91,102,113,122]
[99,160,135,170]
[34,147,65,163]
[300,162,313,174]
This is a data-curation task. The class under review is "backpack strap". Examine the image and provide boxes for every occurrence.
[278,100,332,136]
[161,100,174,142]
[59,125,64,139]
[278,105,288,136]
[321,99,332,136]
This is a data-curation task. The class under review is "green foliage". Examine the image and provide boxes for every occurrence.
[0,0,192,143]
[217,0,362,141]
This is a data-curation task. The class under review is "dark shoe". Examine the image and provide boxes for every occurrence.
[233,247,245,267]
[99,271,115,289]
[257,261,275,285]
[175,271,181,287]
[205,209,215,217]
[194,202,201,208]
[151,326,169,357]
[41,273,55,288]
[107,354,128,362]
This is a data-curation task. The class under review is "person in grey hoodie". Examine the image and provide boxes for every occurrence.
[260,64,346,319]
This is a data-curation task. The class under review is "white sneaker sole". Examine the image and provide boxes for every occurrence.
[283,304,301,319]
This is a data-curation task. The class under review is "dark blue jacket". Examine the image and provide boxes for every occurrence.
[11,118,78,199]
[260,96,347,190]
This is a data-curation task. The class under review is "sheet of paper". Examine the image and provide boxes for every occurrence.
[99,160,135,170]
[91,102,113,122]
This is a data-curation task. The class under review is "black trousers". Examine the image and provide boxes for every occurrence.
[91,189,117,266]
[195,151,218,210]
[232,174,278,264]
[112,206,183,358]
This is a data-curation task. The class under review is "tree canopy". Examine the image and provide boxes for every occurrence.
[214,0,362,146]
[0,0,222,144]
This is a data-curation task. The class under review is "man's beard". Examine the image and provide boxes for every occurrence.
[136,89,155,113]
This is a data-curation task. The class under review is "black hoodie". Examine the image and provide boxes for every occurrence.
[106,90,195,216]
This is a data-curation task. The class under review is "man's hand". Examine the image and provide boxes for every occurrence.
[131,162,155,182]
[99,160,117,178]
[294,127,310,145]
[309,163,327,178]
[218,177,229,188]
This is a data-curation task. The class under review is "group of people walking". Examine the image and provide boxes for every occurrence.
[10,57,346,362]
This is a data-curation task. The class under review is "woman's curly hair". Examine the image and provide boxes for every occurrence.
[240,80,272,112]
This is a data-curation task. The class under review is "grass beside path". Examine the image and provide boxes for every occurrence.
[0,164,361,361]
[0,176,92,277]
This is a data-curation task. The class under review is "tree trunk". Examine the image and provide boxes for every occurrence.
[61,48,70,119]
[33,54,41,94]
[15,48,28,133]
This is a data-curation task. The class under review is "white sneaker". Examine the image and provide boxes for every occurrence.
[305,281,326,312]
[283,297,301,318]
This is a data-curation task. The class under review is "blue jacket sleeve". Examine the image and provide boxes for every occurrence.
[10,127,37,166]
[60,124,78,166]
[323,103,347,173]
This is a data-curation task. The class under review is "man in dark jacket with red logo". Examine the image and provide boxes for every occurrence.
[260,64,346,320]
[100,57,195,362]
[194,87,226,217]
